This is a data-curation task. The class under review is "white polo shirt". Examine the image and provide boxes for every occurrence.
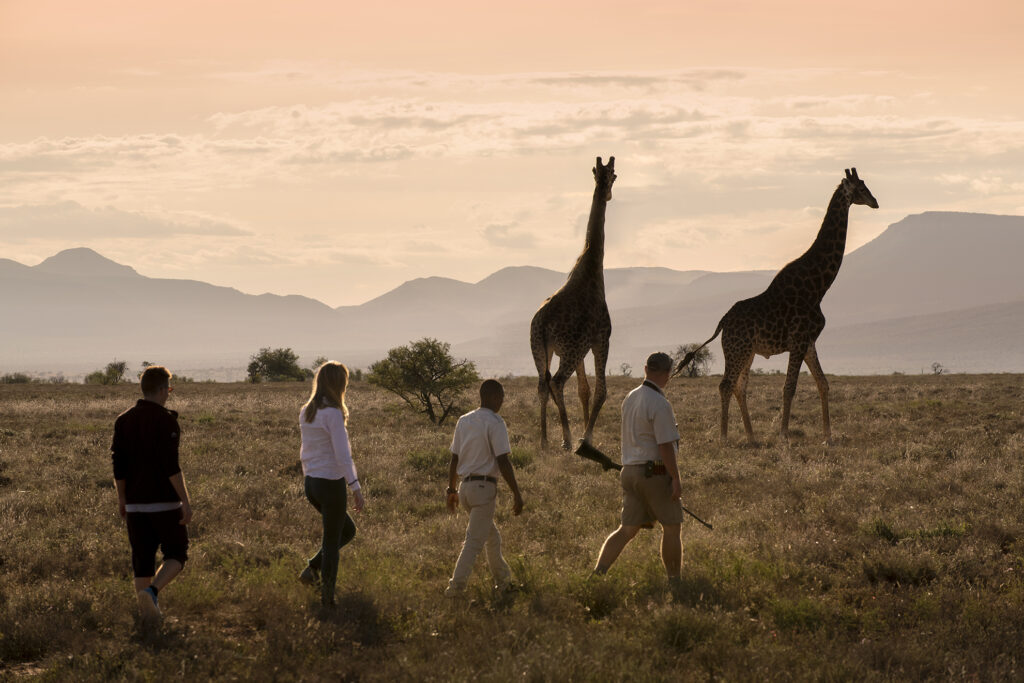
[620,381,679,466]
[450,407,510,479]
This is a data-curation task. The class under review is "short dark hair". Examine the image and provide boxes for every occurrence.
[140,366,171,395]
[645,352,673,374]
[479,379,504,401]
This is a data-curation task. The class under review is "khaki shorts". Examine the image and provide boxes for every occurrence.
[620,464,683,527]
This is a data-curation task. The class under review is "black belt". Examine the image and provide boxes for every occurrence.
[464,475,497,484]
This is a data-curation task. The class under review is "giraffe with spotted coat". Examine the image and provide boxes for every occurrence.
[675,168,879,444]
[530,156,616,450]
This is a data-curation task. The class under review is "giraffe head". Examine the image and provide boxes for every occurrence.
[593,156,617,201]
[842,168,879,209]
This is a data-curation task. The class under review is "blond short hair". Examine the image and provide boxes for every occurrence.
[140,366,171,395]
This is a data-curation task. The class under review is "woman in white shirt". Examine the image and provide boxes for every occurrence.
[298,361,365,607]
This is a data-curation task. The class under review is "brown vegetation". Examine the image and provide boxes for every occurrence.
[1,374,1022,680]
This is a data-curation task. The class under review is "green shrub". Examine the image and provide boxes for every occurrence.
[84,360,127,385]
[368,338,479,425]
[405,447,450,477]
[247,347,307,382]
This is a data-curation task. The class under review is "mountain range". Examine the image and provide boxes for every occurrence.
[2,211,1023,380]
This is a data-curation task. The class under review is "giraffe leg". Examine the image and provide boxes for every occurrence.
[537,374,550,449]
[718,376,732,444]
[780,346,808,441]
[549,356,579,451]
[582,342,609,445]
[576,360,591,428]
[733,354,756,444]
[531,333,555,450]
[804,344,831,444]
[718,346,748,444]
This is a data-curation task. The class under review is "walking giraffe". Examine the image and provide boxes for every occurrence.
[675,168,879,444]
[530,156,616,450]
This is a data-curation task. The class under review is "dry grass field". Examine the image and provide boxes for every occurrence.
[1,373,1023,681]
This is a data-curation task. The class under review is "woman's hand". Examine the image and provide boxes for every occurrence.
[352,488,365,512]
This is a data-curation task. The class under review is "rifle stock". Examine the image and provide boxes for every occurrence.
[574,440,623,472]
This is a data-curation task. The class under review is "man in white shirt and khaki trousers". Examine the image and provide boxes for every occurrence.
[594,351,684,583]
[445,379,524,597]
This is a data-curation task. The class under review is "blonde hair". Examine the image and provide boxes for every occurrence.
[303,361,349,423]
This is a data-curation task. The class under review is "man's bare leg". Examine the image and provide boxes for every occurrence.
[661,523,682,578]
[135,560,183,621]
[594,525,640,574]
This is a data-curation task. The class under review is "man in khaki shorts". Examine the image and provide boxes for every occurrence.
[594,351,683,582]
[444,379,524,597]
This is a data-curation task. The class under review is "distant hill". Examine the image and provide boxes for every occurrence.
[817,298,1024,374]
[2,211,1023,379]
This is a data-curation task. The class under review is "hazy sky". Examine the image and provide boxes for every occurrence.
[3,1,1023,306]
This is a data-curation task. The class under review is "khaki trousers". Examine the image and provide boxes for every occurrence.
[448,480,511,591]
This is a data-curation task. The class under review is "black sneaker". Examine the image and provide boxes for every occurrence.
[299,565,320,586]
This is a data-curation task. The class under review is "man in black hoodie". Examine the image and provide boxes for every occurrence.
[111,365,192,624]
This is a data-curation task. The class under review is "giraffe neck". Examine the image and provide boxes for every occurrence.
[565,185,607,289]
[798,183,851,298]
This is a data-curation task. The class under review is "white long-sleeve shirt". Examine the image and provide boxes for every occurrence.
[299,406,360,489]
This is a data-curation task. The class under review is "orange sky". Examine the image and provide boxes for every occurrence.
[2,0,1023,305]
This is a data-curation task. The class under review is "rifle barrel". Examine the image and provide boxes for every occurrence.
[681,505,713,530]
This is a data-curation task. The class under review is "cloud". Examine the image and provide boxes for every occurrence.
[527,69,746,91]
[936,173,1024,196]
[4,64,1024,300]
[481,222,538,249]
[5,66,1024,210]
[0,201,249,242]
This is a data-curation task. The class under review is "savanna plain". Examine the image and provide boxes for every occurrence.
[1,373,1023,681]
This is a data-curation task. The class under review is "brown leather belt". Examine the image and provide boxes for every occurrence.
[643,461,667,477]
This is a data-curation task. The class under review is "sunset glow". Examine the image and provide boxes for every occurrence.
[2,0,1022,306]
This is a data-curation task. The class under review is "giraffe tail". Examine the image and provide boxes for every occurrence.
[672,318,725,377]
[531,317,555,398]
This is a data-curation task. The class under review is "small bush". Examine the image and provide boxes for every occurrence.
[247,347,307,382]
[508,447,533,470]
[84,360,127,385]
[368,338,479,425]
[404,448,450,477]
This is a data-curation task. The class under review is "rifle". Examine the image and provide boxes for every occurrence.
[575,441,713,530]
[574,440,622,471]
[680,506,713,530]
